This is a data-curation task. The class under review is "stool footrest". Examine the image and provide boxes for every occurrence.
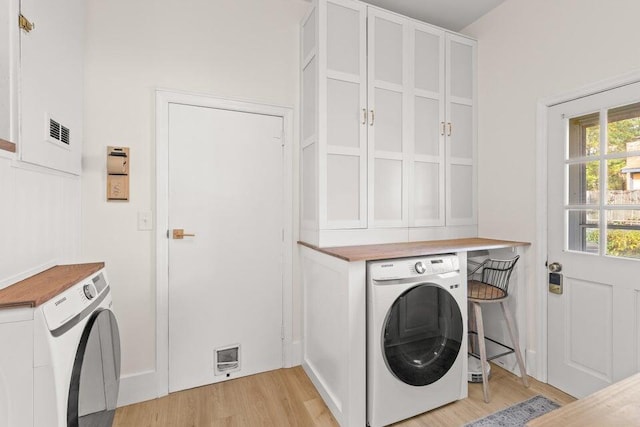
[468,331,515,361]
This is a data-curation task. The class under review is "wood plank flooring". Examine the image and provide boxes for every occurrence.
[113,364,575,427]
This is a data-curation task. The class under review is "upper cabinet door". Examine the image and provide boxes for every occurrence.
[445,33,476,226]
[367,7,409,228]
[20,0,84,174]
[410,22,445,227]
[322,0,367,229]
[0,0,18,148]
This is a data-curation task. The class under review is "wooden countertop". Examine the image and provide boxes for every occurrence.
[298,237,530,262]
[527,373,640,426]
[0,263,105,309]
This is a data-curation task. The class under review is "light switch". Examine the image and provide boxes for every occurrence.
[138,211,153,231]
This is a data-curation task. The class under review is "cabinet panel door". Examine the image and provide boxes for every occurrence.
[321,0,367,229]
[374,158,403,223]
[327,154,361,222]
[20,0,84,174]
[445,33,476,226]
[368,7,409,228]
[411,23,445,227]
[0,0,16,145]
[413,161,441,224]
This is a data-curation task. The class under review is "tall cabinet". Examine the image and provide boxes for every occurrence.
[301,0,476,247]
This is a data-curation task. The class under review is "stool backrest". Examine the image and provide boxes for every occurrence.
[476,255,520,295]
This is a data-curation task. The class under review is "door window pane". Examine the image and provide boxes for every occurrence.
[569,113,599,158]
[568,210,599,254]
[607,102,640,154]
[568,162,599,205]
[606,210,640,259]
[606,158,640,204]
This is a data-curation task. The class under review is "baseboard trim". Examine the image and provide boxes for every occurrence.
[526,349,537,379]
[302,360,343,424]
[288,340,302,367]
[117,370,159,407]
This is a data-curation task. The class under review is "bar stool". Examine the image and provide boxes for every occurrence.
[468,255,528,403]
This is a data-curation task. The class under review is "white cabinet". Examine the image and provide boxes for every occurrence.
[367,7,408,229]
[301,0,476,247]
[445,33,477,227]
[0,0,18,148]
[10,0,84,173]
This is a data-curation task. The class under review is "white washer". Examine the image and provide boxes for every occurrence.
[33,268,120,427]
[367,254,467,427]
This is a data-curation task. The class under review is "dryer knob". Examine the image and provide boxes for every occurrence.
[415,262,426,274]
[83,283,98,300]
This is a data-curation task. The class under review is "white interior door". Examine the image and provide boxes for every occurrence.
[168,103,284,393]
[547,82,640,398]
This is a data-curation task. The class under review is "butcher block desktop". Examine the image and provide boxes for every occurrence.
[0,262,105,308]
[298,237,529,261]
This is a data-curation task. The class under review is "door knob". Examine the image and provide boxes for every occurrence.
[548,262,562,273]
[172,229,196,239]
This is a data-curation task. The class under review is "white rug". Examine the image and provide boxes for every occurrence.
[464,395,560,427]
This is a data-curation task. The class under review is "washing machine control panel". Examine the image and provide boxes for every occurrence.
[370,255,459,281]
[42,270,110,332]
[83,283,98,300]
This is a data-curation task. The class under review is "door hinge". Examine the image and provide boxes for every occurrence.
[166,229,170,239]
[19,14,35,33]
[281,325,285,340]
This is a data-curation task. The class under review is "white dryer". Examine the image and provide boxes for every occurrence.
[34,268,120,427]
[367,254,467,427]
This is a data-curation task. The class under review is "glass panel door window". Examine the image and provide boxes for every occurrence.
[566,102,640,259]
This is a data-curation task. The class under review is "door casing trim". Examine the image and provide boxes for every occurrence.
[155,88,294,397]
[535,69,640,383]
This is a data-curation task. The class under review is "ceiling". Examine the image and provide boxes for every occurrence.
[361,0,507,31]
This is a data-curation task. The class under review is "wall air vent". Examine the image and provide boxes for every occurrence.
[46,114,71,147]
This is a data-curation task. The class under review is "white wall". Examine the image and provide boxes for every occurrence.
[463,0,640,376]
[82,0,309,402]
[0,155,81,288]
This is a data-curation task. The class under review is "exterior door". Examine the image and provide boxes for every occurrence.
[547,82,640,398]
[168,103,284,393]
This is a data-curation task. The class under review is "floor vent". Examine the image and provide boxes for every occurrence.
[214,344,240,376]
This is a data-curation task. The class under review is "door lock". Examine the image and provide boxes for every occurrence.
[172,229,196,239]
[548,262,562,273]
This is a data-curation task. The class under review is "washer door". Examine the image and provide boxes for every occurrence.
[382,283,463,386]
[67,309,121,427]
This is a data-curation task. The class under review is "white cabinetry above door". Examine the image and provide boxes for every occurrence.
[301,0,476,247]
[19,0,84,174]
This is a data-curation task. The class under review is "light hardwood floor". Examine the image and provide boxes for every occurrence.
[113,364,575,427]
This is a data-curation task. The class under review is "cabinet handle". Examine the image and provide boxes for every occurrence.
[370,110,375,126]
[447,122,452,136]
[362,108,367,125]
[440,122,445,136]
